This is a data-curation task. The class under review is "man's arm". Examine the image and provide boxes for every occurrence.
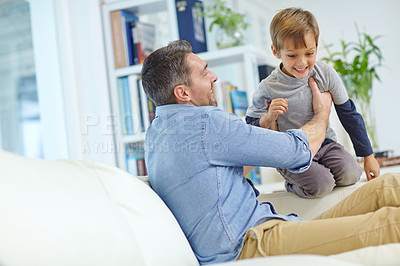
[300,77,332,157]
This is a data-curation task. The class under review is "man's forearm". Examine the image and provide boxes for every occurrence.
[302,77,332,157]
[300,114,329,157]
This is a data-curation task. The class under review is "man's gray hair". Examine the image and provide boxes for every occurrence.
[141,40,193,106]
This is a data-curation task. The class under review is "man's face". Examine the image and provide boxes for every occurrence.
[186,53,218,107]
[274,32,317,79]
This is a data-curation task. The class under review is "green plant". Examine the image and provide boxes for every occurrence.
[323,25,383,148]
[203,0,249,48]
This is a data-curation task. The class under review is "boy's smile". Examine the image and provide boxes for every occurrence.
[272,32,317,79]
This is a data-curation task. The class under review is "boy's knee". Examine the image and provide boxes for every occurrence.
[335,164,362,186]
[290,175,335,199]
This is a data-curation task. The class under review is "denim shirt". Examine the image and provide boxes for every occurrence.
[145,104,311,264]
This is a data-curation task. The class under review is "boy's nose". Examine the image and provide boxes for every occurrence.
[297,56,307,66]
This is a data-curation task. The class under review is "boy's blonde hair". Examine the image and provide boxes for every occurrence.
[270,8,319,54]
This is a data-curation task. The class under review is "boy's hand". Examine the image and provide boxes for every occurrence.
[259,98,288,130]
[364,154,380,181]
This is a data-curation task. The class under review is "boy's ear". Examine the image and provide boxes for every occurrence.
[271,44,280,58]
[174,84,190,103]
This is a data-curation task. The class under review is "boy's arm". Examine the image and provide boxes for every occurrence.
[335,99,380,180]
[246,98,287,130]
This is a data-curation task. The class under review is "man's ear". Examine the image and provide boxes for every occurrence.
[271,44,280,59]
[174,84,190,103]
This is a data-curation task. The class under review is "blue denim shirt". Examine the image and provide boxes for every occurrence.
[145,104,311,264]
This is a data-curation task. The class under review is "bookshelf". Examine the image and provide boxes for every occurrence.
[101,0,269,173]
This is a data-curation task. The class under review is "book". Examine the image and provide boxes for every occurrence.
[147,98,156,123]
[133,21,156,64]
[376,156,400,167]
[136,77,157,129]
[175,0,207,53]
[230,90,248,117]
[128,75,143,133]
[116,78,127,134]
[374,150,393,158]
[219,82,237,113]
[126,20,139,65]
[117,77,134,135]
[125,143,146,176]
[121,77,134,134]
[247,166,261,185]
[137,78,150,130]
[110,10,139,68]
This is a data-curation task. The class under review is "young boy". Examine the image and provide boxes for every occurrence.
[246,7,380,198]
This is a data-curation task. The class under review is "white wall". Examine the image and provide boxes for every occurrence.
[232,0,400,155]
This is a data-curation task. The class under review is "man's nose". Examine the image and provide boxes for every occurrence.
[210,70,218,82]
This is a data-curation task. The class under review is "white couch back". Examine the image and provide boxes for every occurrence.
[0,151,198,266]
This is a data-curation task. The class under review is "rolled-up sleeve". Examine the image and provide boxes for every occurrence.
[203,109,312,173]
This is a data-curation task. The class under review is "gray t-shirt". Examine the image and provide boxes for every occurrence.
[246,61,349,141]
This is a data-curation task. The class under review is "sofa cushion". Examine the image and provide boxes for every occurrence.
[257,180,366,220]
[0,151,198,266]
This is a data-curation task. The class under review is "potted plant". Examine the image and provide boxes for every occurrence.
[203,0,249,49]
[323,25,383,148]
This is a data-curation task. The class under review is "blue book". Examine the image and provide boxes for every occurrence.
[247,167,261,185]
[175,0,207,53]
[120,10,139,66]
[121,77,134,135]
[117,78,127,134]
[126,20,139,65]
[230,90,248,117]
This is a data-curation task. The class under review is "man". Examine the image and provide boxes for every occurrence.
[141,40,400,265]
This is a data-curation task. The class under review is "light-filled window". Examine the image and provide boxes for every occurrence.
[0,0,43,158]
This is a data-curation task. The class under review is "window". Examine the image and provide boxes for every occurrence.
[0,0,43,158]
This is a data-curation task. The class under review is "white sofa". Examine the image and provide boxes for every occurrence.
[1,150,399,266]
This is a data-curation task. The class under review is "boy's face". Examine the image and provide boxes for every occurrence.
[272,32,317,79]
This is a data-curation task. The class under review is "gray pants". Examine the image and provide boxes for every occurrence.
[277,142,362,198]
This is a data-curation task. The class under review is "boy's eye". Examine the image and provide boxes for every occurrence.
[307,52,314,56]
[287,54,296,58]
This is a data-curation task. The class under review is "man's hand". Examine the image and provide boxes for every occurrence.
[259,98,288,130]
[300,77,332,157]
[309,77,332,118]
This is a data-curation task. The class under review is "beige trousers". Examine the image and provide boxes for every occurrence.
[238,173,400,259]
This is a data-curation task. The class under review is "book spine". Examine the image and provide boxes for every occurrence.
[126,21,138,65]
[175,0,207,53]
[134,22,147,64]
[125,143,146,176]
[131,22,140,65]
[230,90,248,117]
[122,77,134,135]
[117,78,127,134]
[110,11,126,68]
[128,75,143,133]
[126,156,139,176]
[137,78,151,130]
[147,98,156,123]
